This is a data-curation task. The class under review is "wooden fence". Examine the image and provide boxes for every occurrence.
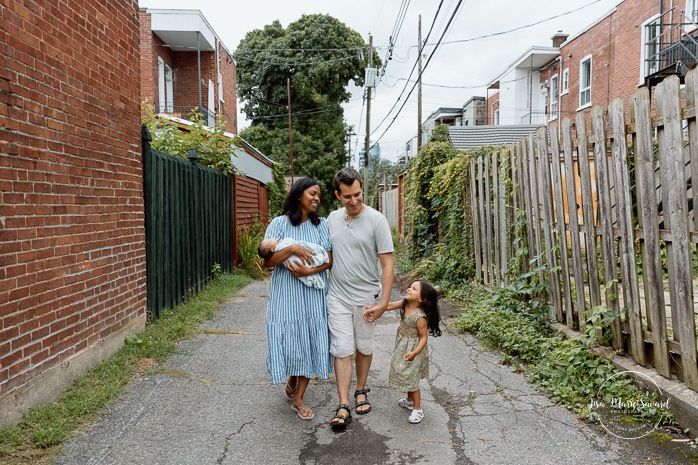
[471,73,698,391]
[142,126,234,318]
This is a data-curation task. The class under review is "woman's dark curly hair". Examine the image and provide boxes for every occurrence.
[400,280,442,337]
[283,177,321,226]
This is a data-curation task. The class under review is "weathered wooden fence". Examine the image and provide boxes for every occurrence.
[382,187,399,229]
[471,73,698,391]
[142,126,234,318]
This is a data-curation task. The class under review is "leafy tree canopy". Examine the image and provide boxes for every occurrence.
[234,14,380,212]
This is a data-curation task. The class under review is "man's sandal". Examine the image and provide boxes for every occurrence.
[354,388,372,414]
[330,404,352,428]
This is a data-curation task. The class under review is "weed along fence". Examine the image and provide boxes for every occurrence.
[470,73,698,392]
[142,127,234,318]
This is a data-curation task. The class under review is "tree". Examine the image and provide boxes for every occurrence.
[234,14,380,212]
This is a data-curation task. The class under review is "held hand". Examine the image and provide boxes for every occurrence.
[363,303,387,322]
[284,260,310,277]
[292,244,314,265]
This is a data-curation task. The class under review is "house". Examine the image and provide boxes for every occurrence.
[139,8,237,132]
[462,96,487,126]
[140,9,274,229]
[422,106,463,141]
[1,2,145,427]
[488,0,698,128]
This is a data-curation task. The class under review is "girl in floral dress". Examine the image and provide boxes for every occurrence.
[365,280,441,423]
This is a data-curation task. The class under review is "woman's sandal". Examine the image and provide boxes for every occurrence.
[330,404,352,428]
[284,382,296,400]
[354,388,372,414]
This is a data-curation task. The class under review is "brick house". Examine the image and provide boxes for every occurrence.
[1,1,146,426]
[140,8,273,231]
[139,8,237,132]
[488,0,698,127]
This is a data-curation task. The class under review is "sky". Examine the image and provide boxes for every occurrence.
[138,0,622,165]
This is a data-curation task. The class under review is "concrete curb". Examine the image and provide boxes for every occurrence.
[552,323,698,437]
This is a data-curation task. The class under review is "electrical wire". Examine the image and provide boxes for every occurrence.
[370,0,465,147]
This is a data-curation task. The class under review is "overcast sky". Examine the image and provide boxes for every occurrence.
[139,0,622,165]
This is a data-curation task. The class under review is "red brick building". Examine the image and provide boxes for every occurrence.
[489,0,698,128]
[0,1,146,426]
[140,8,238,133]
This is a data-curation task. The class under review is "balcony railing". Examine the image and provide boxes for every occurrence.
[160,105,216,126]
[644,6,698,89]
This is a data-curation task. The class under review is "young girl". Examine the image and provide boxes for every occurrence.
[365,280,441,423]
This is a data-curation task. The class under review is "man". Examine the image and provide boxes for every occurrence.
[326,168,394,428]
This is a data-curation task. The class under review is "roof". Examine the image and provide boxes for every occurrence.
[448,125,543,150]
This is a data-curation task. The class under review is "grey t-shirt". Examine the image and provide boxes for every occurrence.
[327,205,394,305]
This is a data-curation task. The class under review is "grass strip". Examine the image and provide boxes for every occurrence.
[0,272,251,465]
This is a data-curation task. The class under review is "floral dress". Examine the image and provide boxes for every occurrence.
[389,309,429,392]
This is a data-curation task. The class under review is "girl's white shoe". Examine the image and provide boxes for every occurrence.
[408,409,424,423]
[398,398,414,410]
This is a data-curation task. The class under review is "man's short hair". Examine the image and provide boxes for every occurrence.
[334,168,363,192]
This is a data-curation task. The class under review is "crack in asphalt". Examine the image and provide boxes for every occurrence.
[217,418,255,465]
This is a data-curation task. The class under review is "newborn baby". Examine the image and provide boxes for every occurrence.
[258,238,329,289]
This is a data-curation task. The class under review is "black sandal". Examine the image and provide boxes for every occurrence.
[354,388,372,414]
[330,404,352,428]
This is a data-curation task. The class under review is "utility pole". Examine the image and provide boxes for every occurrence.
[364,34,373,205]
[287,78,294,184]
[417,15,423,151]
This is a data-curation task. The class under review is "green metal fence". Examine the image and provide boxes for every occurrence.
[142,126,234,318]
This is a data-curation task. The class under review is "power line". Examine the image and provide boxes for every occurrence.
[371,0,465,146]
[370,0,446,134]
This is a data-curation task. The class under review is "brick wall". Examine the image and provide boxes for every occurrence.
[0,1,146,424]
[554,0,658,126]
[139,10,237,133]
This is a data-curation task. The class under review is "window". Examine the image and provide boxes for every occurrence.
[562,68,569,94]
[494,109,500,125]
[579,56,592,108]
[157,57,174,112]
[165,65,173,112]
[642,16,661,79]
[550,75,559,120]
[689,0,698,23]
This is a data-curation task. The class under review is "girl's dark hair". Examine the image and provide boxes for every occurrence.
[401,280,442,337]
[282,177,321,226]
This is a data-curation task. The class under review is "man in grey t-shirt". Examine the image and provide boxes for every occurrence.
[326,168,394,428]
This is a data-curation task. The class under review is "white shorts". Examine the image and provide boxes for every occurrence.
[326,294,377,358]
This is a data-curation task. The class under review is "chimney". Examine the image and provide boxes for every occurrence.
[551,30,568,48]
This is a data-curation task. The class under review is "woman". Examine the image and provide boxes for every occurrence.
[261,177,333,420]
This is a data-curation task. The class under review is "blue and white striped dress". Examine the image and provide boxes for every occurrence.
[264,215,333,384]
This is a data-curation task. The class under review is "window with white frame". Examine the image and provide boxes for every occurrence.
[579,56,592,108]
[157,57,174,112]
[688,0,698,24]
[562,68,569,94]
[494,108,500,125]
[642,16,661,80]
[165,65,173,112]
[550,74,559,119]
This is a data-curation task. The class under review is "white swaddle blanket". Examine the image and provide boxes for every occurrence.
[275,238,329,289]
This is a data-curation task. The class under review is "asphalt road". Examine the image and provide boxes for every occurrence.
[54,279,695,464]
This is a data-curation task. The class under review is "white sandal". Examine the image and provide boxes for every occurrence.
[398,398,414,410]
[408,409,424,424]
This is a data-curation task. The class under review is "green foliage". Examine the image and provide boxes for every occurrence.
[404,125,460,262]
[266,162,287,218]
[453,277,672,426]
[236,220,267,278]
[234,14,379,212]
[142,102,239,175]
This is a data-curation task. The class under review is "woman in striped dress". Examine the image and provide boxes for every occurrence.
[261,177,333,420]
